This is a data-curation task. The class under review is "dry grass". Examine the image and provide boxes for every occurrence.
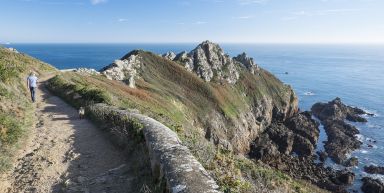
[0,47,56,172]
[47,50,324,193]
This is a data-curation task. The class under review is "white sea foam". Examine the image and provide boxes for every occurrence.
[361,150,369,154]
[304,91,315,96]
[355,134,365,142]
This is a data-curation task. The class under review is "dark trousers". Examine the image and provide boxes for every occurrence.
[30,87,36,102]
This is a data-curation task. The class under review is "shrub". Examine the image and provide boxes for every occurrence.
[47,75,112,108]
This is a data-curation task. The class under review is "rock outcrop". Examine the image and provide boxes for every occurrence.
[311,98,370,163]
[162,51,176,61]
[102,41,261,86]
[312,97,372,122]
[100,51,142,88]
[343,157,359,167]
[364,165,384,175]
[172,40,260,84]
[233,52,259,74]
[71,68,100,75]
[361,177,384,193]
[251,111,319,159]
[98,41,297,154]
[7,47,19,53]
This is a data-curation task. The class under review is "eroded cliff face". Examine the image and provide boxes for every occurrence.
[100,41,298,154]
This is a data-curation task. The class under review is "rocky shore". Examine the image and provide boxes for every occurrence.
[90,41,382,192]
[311,98,373,164]
[249,111,356,192]
[362,177,384,193]
[249,97,380,192]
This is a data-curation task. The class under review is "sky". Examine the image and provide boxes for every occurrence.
[1,0,384,43]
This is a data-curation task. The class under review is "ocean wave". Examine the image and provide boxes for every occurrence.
[355,134,365,142]
[304,91,315,96]
[360,150,369,154]
[359,107,379,117]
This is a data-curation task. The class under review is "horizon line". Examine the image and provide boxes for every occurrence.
[2,41,384,45]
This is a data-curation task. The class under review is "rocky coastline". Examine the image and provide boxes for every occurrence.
[249,97,381,192]
[311,98,373,164]
[98,41,382,192]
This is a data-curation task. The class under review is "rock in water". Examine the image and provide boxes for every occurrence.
[336,170,355,185]
[362,177,384,193]
[311,97,369,122]
[311,98,366,163]
[251,111,320,158]
[343,157,359,167]
[364,165,384,175]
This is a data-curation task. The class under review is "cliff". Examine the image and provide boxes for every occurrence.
[45,41,331,193]
[100,41,298,155]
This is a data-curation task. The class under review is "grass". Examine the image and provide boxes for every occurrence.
[205,149,329,193]
[47,75,112,108]
[0,47,56,172]
[44,50,323,193]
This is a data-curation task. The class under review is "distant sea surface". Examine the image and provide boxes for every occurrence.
[8,43,384,191]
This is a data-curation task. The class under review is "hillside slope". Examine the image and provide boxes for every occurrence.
[46,42,334,192]
[0,47,55,171]
[99,41,298,155]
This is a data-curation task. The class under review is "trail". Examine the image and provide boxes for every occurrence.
[0,76,137,193]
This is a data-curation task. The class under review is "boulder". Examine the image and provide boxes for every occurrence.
[343,157,359,167]
[317,151,328,162]
[311,97,369,122]
[233,52,259,74]
[336,170,355,185]
[162,51,176,61]
[100,51,141,88]
[361,177,384,193]
[311,98,366,163]
[7,47,19,53]
[364,165,384,175]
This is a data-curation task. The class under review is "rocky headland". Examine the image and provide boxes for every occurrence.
[98,41,384,192]
[45,41,381,192]
[311,97,373,164]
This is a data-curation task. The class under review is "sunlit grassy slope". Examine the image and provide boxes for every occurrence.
[47,50,326,193]
[0,47,55,172]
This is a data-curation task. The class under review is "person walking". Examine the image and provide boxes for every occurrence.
[27,72,38,102]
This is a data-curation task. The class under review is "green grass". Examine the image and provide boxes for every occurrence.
[0,47,56,172]
[47,75,112,108]
[43,50,319,193]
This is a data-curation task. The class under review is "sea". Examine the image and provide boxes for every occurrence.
[6,43,384,192]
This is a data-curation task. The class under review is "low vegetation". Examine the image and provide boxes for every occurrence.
[45,50,328,193]
[0,47,55,172]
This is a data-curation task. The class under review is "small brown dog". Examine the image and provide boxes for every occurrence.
[79,107,85,119]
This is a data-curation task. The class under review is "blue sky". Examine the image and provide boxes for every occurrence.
[1,0,383,43]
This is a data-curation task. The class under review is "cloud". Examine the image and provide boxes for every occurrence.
[195,21,208,24]
[233,15,254,19]
[178,1,191,6]
[90,0,107,5]
[282,8,360,20]
[237,0,269,5]
[118,18,128,22]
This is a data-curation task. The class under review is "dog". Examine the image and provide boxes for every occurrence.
[78,107,85,119]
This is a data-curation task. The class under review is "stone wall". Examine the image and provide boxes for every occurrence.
[87,103,222,193]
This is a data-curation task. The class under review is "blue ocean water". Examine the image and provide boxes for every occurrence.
[8,43,384,191]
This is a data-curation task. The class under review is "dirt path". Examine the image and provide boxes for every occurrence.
[0,77,138,193]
